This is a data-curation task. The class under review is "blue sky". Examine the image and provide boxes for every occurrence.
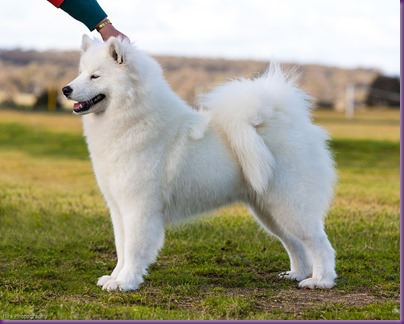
[0,0,400,75]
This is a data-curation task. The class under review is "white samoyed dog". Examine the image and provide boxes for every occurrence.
[63,35,337,292]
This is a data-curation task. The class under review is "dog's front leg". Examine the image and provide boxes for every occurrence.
[101,207,165,292]
[97,198,125,287]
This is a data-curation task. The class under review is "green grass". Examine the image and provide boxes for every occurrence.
[0,109,400,320]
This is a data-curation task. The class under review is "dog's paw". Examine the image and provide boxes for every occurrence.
[278,271,310,282]
[97,275,115,287]
[298,277,335,289]
[102,279,124,291]
[101,272,144,292]
[101,279,141,292]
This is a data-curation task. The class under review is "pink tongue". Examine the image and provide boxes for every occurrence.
[73,102,83,110]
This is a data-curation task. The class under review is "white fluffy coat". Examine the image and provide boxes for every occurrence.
[64,35,337,291]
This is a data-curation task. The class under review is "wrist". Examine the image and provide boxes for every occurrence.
[96,18,112,32]
[95,18,129,42]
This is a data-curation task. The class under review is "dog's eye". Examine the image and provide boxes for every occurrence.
[91,75,100,80]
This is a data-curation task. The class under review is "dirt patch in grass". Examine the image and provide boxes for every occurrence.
[167,287,399,316]
[257,289,398,314]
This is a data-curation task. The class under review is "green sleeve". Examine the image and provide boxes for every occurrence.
[60,0,108,31]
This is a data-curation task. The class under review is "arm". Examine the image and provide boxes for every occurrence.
[47,0,128,41]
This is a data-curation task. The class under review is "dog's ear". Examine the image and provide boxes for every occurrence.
[108,37,124,64]
[81,34,94,52]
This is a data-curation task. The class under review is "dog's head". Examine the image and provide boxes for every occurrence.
[62,34,131,115]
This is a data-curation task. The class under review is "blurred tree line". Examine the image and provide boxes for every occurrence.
[0,49,399,111]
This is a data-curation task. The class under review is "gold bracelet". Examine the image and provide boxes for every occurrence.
[96,19,112,32]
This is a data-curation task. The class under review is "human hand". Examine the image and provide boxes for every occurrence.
[98,22,130,42]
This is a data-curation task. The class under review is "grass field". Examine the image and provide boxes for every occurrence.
[0,108,400,320]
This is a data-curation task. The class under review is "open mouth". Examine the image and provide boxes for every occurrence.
[73,94,106,114]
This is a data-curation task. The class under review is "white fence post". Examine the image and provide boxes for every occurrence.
[345,83,355,119]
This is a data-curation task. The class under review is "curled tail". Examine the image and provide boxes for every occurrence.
[200,66,290,194]
[222,119,276,194]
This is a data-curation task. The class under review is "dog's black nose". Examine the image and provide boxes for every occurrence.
[62,86,73,97]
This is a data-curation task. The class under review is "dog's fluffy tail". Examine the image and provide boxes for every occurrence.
[200,63,305,194]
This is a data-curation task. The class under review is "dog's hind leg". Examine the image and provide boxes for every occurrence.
[250,206,313,282]
[296,225,336,289]
[266,202,336,289]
